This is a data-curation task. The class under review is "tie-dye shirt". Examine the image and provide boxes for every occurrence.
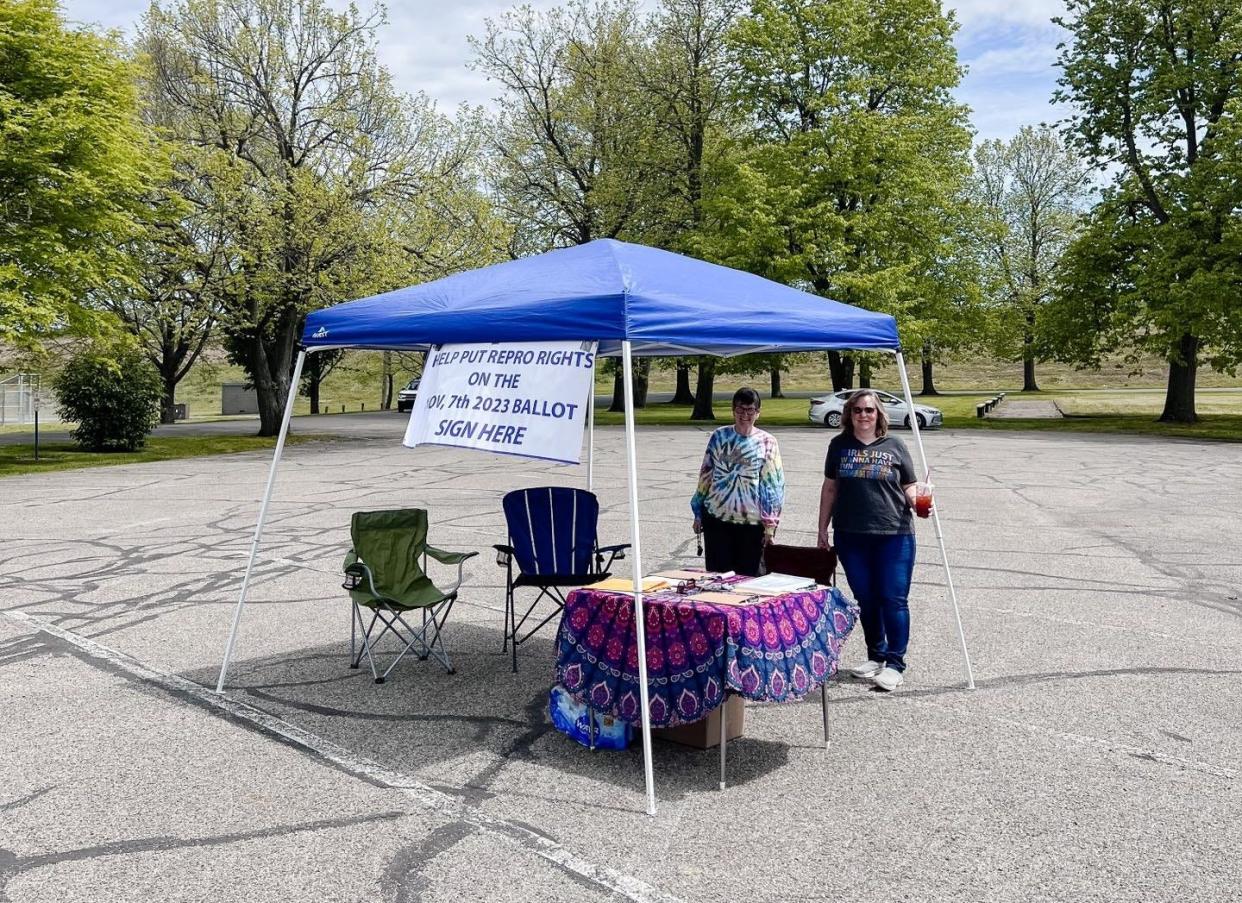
[690,426,784,535]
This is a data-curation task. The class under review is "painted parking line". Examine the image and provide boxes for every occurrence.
[4,609,686,903]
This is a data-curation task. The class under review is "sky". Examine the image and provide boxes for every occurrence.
[59,0,1070,144]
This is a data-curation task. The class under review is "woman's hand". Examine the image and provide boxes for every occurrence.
[692,518,702,534]
[817,527,832,550]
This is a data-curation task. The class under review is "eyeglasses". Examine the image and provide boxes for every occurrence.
[852,406,877,415]
[734,406,759,416]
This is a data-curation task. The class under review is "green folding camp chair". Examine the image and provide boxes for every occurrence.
[342,509,477,683]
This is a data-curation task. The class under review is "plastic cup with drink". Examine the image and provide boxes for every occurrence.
[914,481,934,519]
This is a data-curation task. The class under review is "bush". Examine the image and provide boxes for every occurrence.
[54,348,163,451]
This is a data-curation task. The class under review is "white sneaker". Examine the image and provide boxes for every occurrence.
[849,659,884,679]
[871,667,905,692]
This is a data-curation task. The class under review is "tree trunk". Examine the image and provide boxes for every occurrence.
[671,362,695,404]
[691,359,716,420]
[858,359,871,389]
[770,367,783,398]
[160,375,177,424]
[633,358,650,409]
[1158,332,1199,423]
[308,378,320,415]
[1022,312,1039,391]
[250,309,299,437]
[920,342,939,396]
[255,370,287,436]
[381,351,393,410]
[828,352,855,391]
[608,367,625,413]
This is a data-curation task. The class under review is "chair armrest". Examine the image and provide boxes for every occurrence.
[426,546,478,565]
[424,547,477,597]
[597,542,630,571]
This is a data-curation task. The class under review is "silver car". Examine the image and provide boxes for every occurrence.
[807,390,943,429]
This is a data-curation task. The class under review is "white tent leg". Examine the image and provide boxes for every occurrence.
[894,350,975,689]
[215,349,307,693]
[622,342,658,815]
[587,377,595,492]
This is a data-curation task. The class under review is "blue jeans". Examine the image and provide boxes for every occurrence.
[835,532,915,672]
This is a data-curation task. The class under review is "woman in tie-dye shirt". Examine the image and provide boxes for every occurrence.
[690,387,784,576]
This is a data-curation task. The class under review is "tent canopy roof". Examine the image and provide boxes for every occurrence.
[302,239,899,356]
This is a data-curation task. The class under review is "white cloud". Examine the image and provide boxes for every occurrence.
[966,41,1058,78]
[948,0,1067,32]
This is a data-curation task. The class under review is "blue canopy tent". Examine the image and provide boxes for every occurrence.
[216,238,975,815]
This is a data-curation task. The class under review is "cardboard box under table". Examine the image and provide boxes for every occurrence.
[652,693,744,749]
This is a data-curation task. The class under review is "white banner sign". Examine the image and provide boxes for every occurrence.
[404,341,598,464]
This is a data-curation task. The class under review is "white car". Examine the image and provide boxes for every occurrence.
[808,390,943,430]
[396,378,420,413]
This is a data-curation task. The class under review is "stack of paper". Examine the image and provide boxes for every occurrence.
[732,573,817,595]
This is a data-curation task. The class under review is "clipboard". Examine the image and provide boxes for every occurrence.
[651,569,709,581]
[585,577,671,592]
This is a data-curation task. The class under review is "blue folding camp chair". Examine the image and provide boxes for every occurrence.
[494,487,629,672]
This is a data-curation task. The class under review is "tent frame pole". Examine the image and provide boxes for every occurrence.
[893,350,975,690]
[622,342,658,815]
[587,376,595,492]
[216,348,308,693]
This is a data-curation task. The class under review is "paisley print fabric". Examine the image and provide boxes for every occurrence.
[555,583,858,728]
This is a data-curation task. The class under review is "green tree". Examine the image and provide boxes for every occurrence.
[714,0,975,392]
[1050,0,1242,422]
[0,0,162,345]
[472,0,666,253]
[54,345,163,451]
[102,159,223,424]
[643,0,743,417]
[143,0,486,435]
[472,0,672,411]
[972,125,1091,392]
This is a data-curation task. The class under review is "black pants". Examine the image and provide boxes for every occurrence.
[701,511,765,577]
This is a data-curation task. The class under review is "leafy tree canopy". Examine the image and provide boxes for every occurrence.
[0,0,164,346]
[1048,0,1242,421]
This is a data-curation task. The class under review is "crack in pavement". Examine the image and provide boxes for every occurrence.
[1,609,687,903]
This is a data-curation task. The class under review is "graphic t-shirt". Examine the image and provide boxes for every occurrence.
[690,426,784,534]
[824,434,916,535]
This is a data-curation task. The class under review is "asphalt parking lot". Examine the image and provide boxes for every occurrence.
[1,414,1239,902]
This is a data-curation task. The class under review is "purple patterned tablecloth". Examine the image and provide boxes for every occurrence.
[555,582,858,728]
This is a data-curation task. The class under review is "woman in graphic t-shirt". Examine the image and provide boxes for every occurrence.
[690,387,785,577]
[817,388,928,692]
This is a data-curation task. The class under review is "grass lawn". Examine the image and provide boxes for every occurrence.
[592,391,1242,442]
[0,435,311,478]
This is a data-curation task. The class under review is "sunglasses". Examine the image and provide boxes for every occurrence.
[852,406,877,415]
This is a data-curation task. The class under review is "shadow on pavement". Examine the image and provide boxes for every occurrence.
[186,620,791,807]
